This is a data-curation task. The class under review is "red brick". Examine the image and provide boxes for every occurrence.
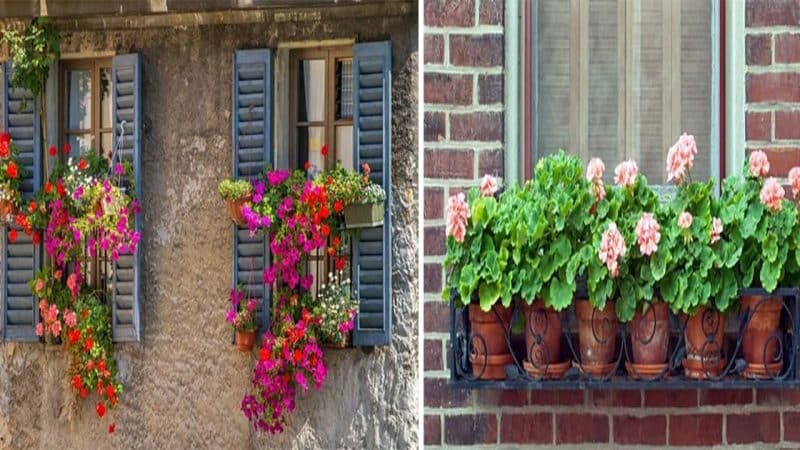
[530,390,584,406]
[476,390,528,407]
[424,187,444,220]
[698,389,753,406]
[501,413,552,444]
[776,33,800,63]
[589,390,641,408]
[425,149,474,178]
[746,111,771,141]
[644,389,697,407]
[480,0,503,25]
[424,415,441,446]
[746,0,800,27]
[478,150,503,177]
[756,389,800,405]
[424,35,444,64]
[424,339,443,371]
[424,73,473,106]
[613,415,667,446]
[424,112,446,142]
[424,378,471,408]
[424,300,450,333]
[478,74,503,104]
[775,110,800,140]
[556,414,609,444]
[727,412,780,444]
[747,73,800,103]
[451,112,503,142]
[444,414,497,445]
[668,414,722,446]
[424,225,446,256]
[424,0,475,27]
[450,34,504,67]
[751,147,800,177]
[746,34,772,66]
[785,412,800,441]
[424,263,442,294]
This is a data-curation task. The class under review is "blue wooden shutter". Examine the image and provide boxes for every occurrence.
[111,54,142,342]
[1,62,42,342]
[232,49,272,331]
[352,41,392,346]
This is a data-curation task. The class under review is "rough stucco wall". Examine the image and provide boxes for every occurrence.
[0,9,418,450]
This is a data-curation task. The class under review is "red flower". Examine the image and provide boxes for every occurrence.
[63,143,71,155]
[81,309,88,319]
[335,256,346,271]
[68,329,81,344]
[87,360,95,370]
[6,161,18,179]
[71,374,82,390]
[0,145,7,159]
[78,159,87,170]
[98,360,106,373]
[321,144,329,157]
[327,247,336,257]
[32,232,40,244]
[56,182,65,198]
[319,205,330,219]
[333,199,343,213]
[106,385,115,398]
[321,224,330,237]
[362,162,371,175]
[301,308,312,324]
[304,160,311,171]
[96,401,106,418]
[108,423,116,434]
[48,145,56,157]
[293,349,303,364]
[84,337,94,352]
[28,201,36,213]
[259,348,271,361]
[80,387,88,398]
[8,229,17,243]
[44,182,52,194]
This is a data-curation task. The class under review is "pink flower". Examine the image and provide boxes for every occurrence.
[479,174,498,197]
[614,160,638,187]
[711,217,723,244]
[789,166,800,198]
[599,222,626,278]
[666,133,697,183]
[760,177,785,212]
[34,279,45,294]
[35,322,43,336]
[446,192,470,243]
[678,212,693,230]
[634,213,661,256]
[749,150,770,178]
[586,158,605,182]
[64,310,77,328]
[51,320,61,337]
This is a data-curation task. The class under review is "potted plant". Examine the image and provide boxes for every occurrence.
[442,178,514,380]
[313,269,357,348]
[327,162,386,229]
[0,132,24,222]
[218,178,253,225]
[227,286,258,352]
[719,151,798,378]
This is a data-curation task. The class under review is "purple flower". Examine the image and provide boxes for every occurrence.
[267,170,290,186]
[115,163,124,175]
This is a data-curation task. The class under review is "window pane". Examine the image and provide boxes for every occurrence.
[297,59,325,123]
[101,132,113,158]
[67,134,93,156]
[336,59,354,119]
[67,70,92,130]
[100,67,112,129]
[335,125,354,170]
[297,126,325,174]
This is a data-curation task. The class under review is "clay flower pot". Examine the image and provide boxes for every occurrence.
[683,306,726,379]
[235,330,256,352]
[226,195,252,225]
[523,300,562,369]
[741,295,783,376]
[468,303,513,380]
[0,198,17,221]
[629,301,670,365]
[575,299,618,367]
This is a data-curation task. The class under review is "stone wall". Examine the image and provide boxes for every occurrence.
[0,6,419,449]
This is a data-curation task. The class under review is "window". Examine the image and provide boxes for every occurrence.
[524,0,722,184]
[60,58,114,159]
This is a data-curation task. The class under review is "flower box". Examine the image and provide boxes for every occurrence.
[343,201,384,229]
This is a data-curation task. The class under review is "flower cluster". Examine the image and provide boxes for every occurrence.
[749,150,770,178]
[322,162,385,206]
[480,174,498,197]
[614,160,638,187]
[312,270,357,345]
[0,131,24,214]
[634,213,660,256]
[586,157,606,202]
[227,286,258,333]
[666,132,698,183]
[599,222,626,277]
[760,178,785,212]
[445,192,470,243]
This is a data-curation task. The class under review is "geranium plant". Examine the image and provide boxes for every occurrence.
[0,132,24,219]
[326,162,386,206]
[313,270,357,346]
[227,286,258,332]
[218,178,253,201]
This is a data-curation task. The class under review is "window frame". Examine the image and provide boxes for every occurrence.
[58,57,113,159]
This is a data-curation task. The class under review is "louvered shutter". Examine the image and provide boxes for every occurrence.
[1,62,42,342]
[111,54,142,342]
[352,41,392,346]
[232,49,272,331]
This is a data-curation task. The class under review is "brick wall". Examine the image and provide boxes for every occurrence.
[424,0,800,447]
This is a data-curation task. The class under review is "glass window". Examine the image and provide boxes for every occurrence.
[61,58,113,160]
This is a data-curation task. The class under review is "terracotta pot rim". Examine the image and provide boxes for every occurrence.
[470,353,514,364]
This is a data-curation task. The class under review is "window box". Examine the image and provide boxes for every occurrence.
[343,201,384,229]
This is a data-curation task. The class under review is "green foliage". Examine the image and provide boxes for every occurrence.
[2,17,60,102]
[323,162,386,205]
[218,178,253,200]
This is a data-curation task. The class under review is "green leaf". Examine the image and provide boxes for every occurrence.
[478,282,501,311]
[651,249,668,280]
[742,202,764,238]
[763,233,778,263]
[760,259,781,292]
[548,275,574,311]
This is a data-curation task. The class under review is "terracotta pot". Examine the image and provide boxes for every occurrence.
[235,330,256,352]
[575,300,618,366]
[740,295,783,367]
[0,198,17,220]
[468,303,512,379]
[226,195,252,225]
[629,301,670,365]
[683,306,726,378]
[523,300,562,368]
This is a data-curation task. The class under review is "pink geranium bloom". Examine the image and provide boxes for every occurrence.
[760,178,785,212]
[586,158,605,182]
[711,217,723,244]
[678,212,693,230]
[480,174,498,197]
[789,166,800,198]
[749,150,770,178]
[614,160,638,188]
[635,213,661,256]
[599,222,626,278]
[446,192,470,243]
[666,133,697,183]
[64,310,77,328]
